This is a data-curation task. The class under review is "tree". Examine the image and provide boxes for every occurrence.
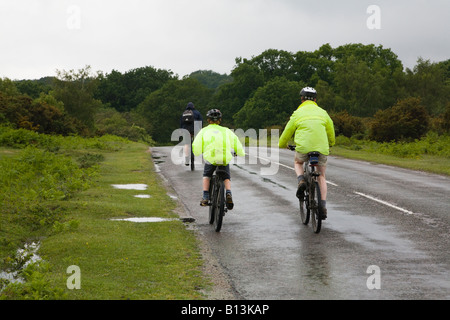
[233,77,300,130]
[188,70,232,90]
[52,66,103,131]
[211,63,264,126]
[96,66,175,112]
[405,58,450,115]
[137,78,213,143]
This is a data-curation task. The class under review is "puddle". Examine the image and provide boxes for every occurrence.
[112,184,148,190]
[0,242,42,286]
[134,195,151,198]
[111,217,176,223]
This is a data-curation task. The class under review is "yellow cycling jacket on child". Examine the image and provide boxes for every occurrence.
[192,124,245,165]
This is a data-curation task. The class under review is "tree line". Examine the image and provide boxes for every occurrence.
[1,43,449,144]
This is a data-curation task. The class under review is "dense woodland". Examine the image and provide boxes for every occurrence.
[1,43,449,144]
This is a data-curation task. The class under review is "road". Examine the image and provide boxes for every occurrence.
[152,146,450,300]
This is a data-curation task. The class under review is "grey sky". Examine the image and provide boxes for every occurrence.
[1,0,449,80]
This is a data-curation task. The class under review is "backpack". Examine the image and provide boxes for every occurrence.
[182,109,194,123]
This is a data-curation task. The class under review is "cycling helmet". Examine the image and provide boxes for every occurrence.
[300,87,317,100]
[206,109,222,121]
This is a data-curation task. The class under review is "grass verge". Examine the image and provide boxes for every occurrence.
[331,146,450,176]
[1,140,210,299]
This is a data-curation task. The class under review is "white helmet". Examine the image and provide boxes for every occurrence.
[300,87,317,100]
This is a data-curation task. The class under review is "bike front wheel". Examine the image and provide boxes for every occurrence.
[310,181,322,234]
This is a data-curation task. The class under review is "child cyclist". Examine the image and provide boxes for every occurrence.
[192,109,245,210]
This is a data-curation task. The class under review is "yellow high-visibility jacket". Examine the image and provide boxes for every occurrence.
[279,100,335,155]
[192,124,245,165]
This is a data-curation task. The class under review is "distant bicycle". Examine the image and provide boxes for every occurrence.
[288,145,324,233]
[208,166,228,232]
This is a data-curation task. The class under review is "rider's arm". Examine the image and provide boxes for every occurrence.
[325,115,336,147]
[232,131,245,157]
[278,117,296,148]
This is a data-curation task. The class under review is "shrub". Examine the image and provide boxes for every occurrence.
[330,110,365,137]
[369,97,429,142]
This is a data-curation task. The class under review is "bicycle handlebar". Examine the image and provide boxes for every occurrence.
[287,145,296,151]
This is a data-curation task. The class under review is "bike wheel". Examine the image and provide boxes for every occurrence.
[213,180,225,232]
[310,181,322,234]
[208,179,216,225]
[299,191,310,225]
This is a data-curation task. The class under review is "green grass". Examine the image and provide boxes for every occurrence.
[332,133,450,176]
[0,135,210,299]
[332,146,450,175]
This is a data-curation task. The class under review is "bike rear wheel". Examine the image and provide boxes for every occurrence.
[208,179,216,225]
[299,191,310,225]
[310,181,322,233]
[213,180,225,232]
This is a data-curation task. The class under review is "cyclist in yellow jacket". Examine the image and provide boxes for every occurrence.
[192,109,245,209]
[278,87,335,219]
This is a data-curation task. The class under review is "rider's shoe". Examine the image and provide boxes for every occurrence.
[226,193,234,210]
[200,198,209,207]
[185,157,190,166]
[319,207,327,220]
[296,179,306,199]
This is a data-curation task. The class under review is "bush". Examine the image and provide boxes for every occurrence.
[369,97,429,142]
[330,110,365,137]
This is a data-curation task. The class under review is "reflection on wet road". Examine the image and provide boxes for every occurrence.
[152,146,450,300]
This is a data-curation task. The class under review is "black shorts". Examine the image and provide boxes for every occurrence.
[203,163,231,180]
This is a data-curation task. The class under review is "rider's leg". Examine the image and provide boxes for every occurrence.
[295,158,306,198]
[317,165,328,219]
[294,160,304,177]
[317,165,327,202]
[203,177,211,194]
[224,179,231,191]
[224,165,234,210]
[201,163,214,206]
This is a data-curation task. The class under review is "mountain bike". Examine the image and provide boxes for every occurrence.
[208,166,229,232]
[288,145,324,233]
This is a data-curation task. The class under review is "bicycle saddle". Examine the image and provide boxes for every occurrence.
[308,152,320,165]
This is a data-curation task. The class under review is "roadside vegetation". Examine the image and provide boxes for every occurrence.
[0,128,209,299]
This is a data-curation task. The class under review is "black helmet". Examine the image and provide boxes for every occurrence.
[206,109,222,121]
[300,87,317,100]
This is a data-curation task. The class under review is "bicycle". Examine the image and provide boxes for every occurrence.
[288,145,324,233]
[208,166,228,232]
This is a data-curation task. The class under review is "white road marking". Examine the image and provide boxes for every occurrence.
[354,192,415,215]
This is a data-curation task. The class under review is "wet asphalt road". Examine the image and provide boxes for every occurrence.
[152,146,450,300]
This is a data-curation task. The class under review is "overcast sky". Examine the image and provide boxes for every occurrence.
[1,0,449,80]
